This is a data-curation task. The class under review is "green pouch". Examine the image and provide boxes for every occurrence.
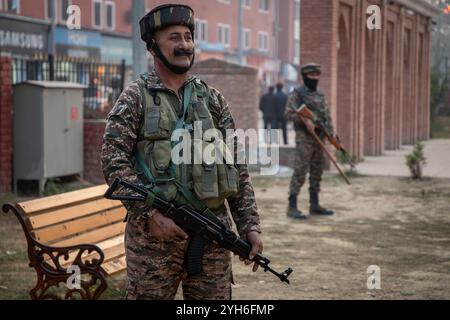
[216,139,239,198]
[218,164,239,198]
[148,140,177,201]
[191,139,222,208]
[144,103,172,140]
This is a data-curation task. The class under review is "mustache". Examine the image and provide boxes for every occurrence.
[174,48,194,57]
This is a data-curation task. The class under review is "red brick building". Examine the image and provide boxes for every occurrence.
[301,0,440,158]
[0,0,133,63]
[1,0,296,84]
[276,0,301,90]
[0,0,131,34]
[147,0,279,86]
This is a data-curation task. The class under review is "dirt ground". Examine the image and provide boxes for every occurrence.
[1,174,450,300]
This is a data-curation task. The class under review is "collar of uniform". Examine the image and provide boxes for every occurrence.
[301,85,323,96]
[302,84,314,94]
[140,69,197,91]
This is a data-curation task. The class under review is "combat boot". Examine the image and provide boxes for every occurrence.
[287,194,307,219]
[309,192,334,216]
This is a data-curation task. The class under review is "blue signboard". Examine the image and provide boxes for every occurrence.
[197,42,225,52]
[101,36,133,65]
[55,27,102,48]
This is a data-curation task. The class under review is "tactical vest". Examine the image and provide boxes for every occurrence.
[135,76,239,209]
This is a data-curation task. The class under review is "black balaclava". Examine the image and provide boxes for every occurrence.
[303,75,319,92]
[150,40,195,75]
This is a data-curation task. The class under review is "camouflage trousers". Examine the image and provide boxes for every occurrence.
[289,131,325,195]
[124,207,233,300]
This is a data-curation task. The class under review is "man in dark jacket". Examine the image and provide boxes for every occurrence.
[259,86,276,131]
[275,82,288,145]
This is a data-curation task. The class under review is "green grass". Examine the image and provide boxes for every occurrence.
[431,116,450,139]
[43,177,93,197]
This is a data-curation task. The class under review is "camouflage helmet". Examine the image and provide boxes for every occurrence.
[140,4,195,43]
[301,63,321,76]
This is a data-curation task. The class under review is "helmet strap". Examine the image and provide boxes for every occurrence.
[152,41,195,75]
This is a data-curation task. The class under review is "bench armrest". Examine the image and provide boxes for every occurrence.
[2,203,108,299]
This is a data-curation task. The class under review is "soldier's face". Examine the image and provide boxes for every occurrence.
[306,72,321,80]
[153,25,195,69]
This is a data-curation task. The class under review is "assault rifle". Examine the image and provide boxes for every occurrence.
[297,104,352,185]
[104,177,293,284]
[298,104,355,169]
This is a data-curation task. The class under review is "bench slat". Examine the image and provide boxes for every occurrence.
[29,198,122,229]
[51,222,126,247]
[92,234,126,252]
[33,207,127,244]
[18,185,108,215]
[99,243,125,264]
[44,234,125,267]
[16,184,130,285]
[63,242,125,268]
[102,255,127,276]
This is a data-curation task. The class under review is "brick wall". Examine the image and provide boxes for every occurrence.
[301,0,434,158]
[84,120,107,185]
[0,56,12,194]
[191,58,260,131]
[300,0,338,121]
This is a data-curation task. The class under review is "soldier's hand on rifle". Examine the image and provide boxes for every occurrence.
[334,134,340,142]
[239,231,263,272]
[304,118,316,133]
[146,209,189,241]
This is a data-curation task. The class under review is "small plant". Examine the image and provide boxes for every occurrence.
[405,141,427,180]
[334,150,361,174]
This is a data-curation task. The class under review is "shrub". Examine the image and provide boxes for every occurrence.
[405,142,427,180]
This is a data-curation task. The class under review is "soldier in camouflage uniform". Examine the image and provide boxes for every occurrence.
[284,63,335,219]
[101,4,262,300]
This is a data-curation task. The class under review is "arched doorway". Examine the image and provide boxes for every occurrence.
[384,22,395,150]
[417,33,425,141]
[364,28,376,155]
[337,15,353,154]
[402,29,412,145]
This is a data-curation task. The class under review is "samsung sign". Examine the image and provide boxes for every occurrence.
[0,18,48,55]
[0,30,44,50]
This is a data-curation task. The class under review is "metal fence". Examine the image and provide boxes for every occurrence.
[11,54,127,119]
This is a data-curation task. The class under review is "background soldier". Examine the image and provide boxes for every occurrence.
[259,86,277,131]
[284,63,335,219]
[101,4,262,300]
[275,82,288,145]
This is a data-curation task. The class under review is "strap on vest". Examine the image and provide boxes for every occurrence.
[135,79,225,228]
[170,82,193,178]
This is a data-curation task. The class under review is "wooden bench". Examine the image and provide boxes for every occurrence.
[2,184,127,300]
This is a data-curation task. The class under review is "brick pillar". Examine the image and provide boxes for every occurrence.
[424,23,432,140]
[301,0,338,122]
[84,120,107,185]
[0,57,12,194]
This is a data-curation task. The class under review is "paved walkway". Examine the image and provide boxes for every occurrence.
[257,112,450,178]
[355,139,450,178]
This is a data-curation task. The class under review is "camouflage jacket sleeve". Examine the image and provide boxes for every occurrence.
[101,82,148,220]
[319,95,334,135]
[208,87,261,237]
[284,90,302,124]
